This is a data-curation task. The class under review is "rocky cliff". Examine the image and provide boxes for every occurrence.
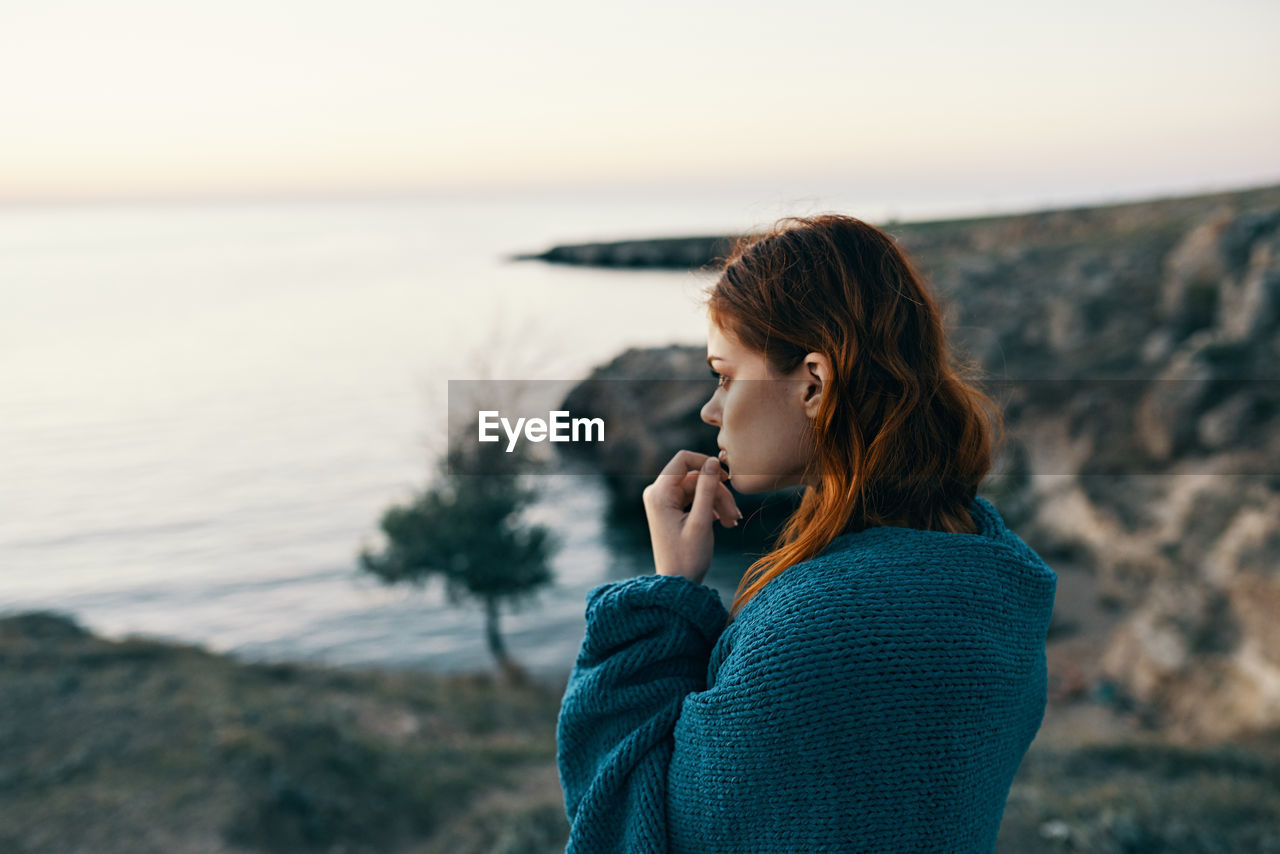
[547,182,1280,740]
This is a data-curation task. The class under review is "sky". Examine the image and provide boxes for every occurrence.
[1,0,1277,205]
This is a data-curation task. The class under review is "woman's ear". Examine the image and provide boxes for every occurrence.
[801,352,831,418]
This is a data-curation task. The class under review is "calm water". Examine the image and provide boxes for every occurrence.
[3,191,884,686]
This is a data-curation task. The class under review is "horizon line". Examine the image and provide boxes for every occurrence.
[1,175,1278,232]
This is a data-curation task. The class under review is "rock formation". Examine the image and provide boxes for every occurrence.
[548,182,1280,739]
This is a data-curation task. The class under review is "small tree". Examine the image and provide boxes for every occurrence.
[358,437,558,685]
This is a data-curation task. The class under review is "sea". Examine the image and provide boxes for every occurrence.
[0,185,1101,687]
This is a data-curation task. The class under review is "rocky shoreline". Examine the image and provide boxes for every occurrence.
[552,181,1280,741]
[512,183,1280,272]
[508,234,738,269]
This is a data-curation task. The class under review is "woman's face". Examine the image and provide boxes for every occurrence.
[700,317,828,494]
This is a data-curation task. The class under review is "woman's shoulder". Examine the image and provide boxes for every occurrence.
[733,517,1057,640]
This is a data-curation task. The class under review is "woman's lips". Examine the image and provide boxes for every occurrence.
[718,448,730,474]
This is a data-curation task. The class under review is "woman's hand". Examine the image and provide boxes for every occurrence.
[641,450,743,585]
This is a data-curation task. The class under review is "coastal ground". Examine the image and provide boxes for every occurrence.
[3,565,1278,854]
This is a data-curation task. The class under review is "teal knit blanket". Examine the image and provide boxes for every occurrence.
[556,495,1058,853]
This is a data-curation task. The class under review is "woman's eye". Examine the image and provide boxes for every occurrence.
[710,369,729,389]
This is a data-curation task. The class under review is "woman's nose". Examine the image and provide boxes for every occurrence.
[700,397,720,427]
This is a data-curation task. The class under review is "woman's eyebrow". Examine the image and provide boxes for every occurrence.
[706,355,725,367]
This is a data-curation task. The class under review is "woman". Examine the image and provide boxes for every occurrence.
[556,214,1058,853]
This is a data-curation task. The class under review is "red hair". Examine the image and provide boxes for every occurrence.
[703,214,1006,622]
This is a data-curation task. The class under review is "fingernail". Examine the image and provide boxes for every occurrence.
[703,457,718,473]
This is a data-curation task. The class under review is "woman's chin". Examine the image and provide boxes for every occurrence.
[729,471,805,495]
[725,472,766,495]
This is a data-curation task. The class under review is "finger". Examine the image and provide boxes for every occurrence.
[682,467,729,486]
[650,450,725,509]
[688,457,722,529]
[680,470,700,510]
[715,482,742,526]
[663,470,738,525]
[670,464,727,508]
[657,449,715,480]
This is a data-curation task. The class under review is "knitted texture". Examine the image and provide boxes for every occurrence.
[556,495,1058,853]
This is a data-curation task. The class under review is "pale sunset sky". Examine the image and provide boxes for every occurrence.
[1,0,1277,206]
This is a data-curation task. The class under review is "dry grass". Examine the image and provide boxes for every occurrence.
[4,609,1278,853]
